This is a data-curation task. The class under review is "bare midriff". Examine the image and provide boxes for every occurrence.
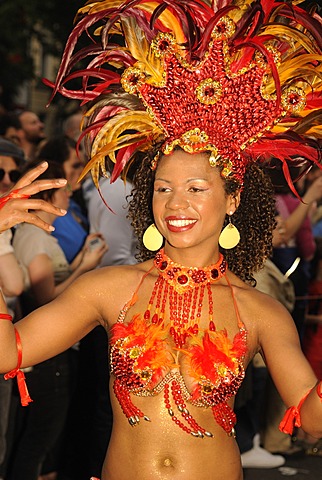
[101,394,243,480]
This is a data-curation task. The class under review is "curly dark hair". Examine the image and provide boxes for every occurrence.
[128,151,276,285]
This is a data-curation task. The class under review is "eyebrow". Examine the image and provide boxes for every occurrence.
[154,177,209,183]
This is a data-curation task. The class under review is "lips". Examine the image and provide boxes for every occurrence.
[165,217,197,232]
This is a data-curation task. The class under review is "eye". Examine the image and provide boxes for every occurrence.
[189,186,206,193]
[154,184,171,193]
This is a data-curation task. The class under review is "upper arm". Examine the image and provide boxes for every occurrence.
[13,270,106,369]
[258,299,317,407]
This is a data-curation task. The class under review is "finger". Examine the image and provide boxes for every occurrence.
[6,161,67,196]
[17,212,58,233]
[14,178,68,197]
[12,209,66,233]
[12,162,50,189]
[9,198,67,216]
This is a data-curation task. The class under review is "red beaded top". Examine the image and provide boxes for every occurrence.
[109,253,247,436]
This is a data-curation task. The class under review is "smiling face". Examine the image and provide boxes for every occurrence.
[153,150,239,260]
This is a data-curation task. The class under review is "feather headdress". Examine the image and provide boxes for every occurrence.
[46,0,322,192]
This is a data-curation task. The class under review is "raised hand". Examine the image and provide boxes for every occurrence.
[0,162,67,233]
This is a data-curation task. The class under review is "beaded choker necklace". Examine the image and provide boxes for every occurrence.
[144,249,227,347]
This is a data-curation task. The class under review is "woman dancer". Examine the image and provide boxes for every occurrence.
[1,1,322,479]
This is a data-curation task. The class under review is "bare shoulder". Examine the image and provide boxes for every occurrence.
[226,270,295,350]
[65,259,154,325]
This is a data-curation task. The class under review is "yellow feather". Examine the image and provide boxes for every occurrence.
[79,129,156,184]
[261,25,320,55]
[122,17,164,84]
[138,3,186,44]
[77,1,126,16]
[90,110,162,156]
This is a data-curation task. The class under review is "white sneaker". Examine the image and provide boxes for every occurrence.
[241,434,286,469]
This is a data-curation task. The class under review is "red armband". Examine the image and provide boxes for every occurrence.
[279,388,313,435]
[1,314,32,406]
[0,189,30,210]
[317,382,322,400]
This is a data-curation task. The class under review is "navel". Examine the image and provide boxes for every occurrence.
[163,457,174,468]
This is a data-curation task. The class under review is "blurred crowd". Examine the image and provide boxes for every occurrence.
[0,107,137,480]
[0,106,321,479]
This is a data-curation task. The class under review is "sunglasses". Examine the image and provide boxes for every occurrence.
[0,168,21,183]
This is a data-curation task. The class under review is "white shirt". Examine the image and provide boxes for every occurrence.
[88,177,137,266]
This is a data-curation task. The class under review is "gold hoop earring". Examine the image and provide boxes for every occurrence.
[143,224,163,251]
[219,213,240,249]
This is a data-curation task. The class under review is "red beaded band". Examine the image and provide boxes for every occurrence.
[0,189,30,210]
[2,315,32,406]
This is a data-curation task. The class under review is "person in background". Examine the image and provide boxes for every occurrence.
[0,113,22,146]
[64,176,138,478]
[88,176,137,267]
[62,111,96,208]
[270,167,322,338]
[62,111,84,143]
[295,237,322,457]
[32,141,106,478]
[0,138,24,195]
[0,160,68,478]
[17,111,46,162]
[6,160,107,480]
[0,234,24,480]
[248,172,322,458]
[0,140,25,478]
[234,216,296,469]
[36,135,89,263]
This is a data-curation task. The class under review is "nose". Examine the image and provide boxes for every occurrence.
[165,189,189,210]
[2,172,13,187]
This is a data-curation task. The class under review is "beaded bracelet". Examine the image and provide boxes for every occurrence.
[0,189,30,210]
[1,313,33,406]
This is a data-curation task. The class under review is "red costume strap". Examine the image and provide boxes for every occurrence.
[316,382,322,400]
[0,189,30,210]
[3,321,33,406]
[279,388,313,435]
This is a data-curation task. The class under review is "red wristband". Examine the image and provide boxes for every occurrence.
[317,382,322,399]
[3,318,33,406]
[0,189,30,210]
[279,388,312,435]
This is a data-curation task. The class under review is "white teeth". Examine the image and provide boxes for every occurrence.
[167,219,196,227]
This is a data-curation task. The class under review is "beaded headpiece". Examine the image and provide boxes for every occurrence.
[47,0,322,193]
